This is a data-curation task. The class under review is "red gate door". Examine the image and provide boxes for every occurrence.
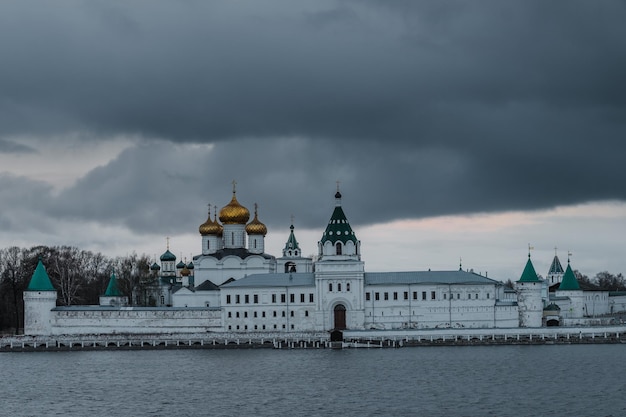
[334,304,346,329]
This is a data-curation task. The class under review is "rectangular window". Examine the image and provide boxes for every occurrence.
[305,310,309,317]
[384,292,389,300]
[244,294,249,304]
[273,311,277,317]
[290,294,295,303]
[254,311,257,318]
[236,294,240,304]
[404,291,408,300]
[338,283,342,291]
[226,295,231,304]
[457,294,460,299]
[366,292,371,301]
[431,291,436,300]
[281,294,286,303]
[236,312,240,318]
[300,294,305,303]
[422,291,427,301]
[262,311,266,318]
[444,293,447,300]
[272,294,277,303]
[393,292,398,300]
[282,311,286,317]
[475,294,479,299]
[468,294,471,299]
[487,293,490,299]
[228,312,232,318]
[309,293,314,303]
[413,291,417,300]
[253,294,259,304]
[244,312,248,318]
[290,311,294,317]
[375,292,380,301]
[329,283,333,292]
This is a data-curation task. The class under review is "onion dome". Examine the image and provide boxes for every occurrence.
[160,250,176,262]
[199,206,223,236]
[176,260,186,269]
[246,203,267,235]
[187,261,194,270]
[150,262,161,271]
[219,184,250,224]
[180,265,191,277]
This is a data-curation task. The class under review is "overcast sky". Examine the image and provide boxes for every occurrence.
[1,1,625,280]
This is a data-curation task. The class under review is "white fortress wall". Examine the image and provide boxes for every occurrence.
[49,307,222,335]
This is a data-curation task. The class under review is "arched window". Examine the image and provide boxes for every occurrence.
[329,283,333,292]
[336,242,342,255]
[347,282,350,292]
[338,283,342,292]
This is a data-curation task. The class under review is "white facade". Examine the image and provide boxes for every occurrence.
[22,188,626,337]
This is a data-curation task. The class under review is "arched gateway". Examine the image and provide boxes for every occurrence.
[333,304,347,330]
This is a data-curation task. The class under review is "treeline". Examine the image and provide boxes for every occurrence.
[0,245,157,334]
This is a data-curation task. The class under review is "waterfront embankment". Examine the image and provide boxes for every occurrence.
[2,326,626,352]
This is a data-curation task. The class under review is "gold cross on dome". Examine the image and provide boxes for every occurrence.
[232,180,237,193]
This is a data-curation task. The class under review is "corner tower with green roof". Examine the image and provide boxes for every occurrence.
[23,258,58,335]
[556,259,584,318]
[516,253,543,327]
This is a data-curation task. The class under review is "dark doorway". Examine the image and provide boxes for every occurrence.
[330,329,343,342]
[334,304,347,330]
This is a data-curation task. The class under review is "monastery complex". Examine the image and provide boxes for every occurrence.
[23,187,626,337]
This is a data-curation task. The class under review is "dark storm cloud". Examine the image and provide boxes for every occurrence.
[1,0,625,231]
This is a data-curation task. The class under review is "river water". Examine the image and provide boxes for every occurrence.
[2,345,624,416]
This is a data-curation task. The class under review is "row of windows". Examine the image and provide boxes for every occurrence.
[227,310,310,319]
[228,324,296,331]
[226,293,314,304]
[365,291,491,302]
[328,282,350,292]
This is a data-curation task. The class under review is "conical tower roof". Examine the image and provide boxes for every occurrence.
[548,255,564,274]
[320,191,358,245]
[104,271,123,297]
[558,261,581,291]
[26,258,56,291]
[518,255,541,283]
[284,224,300,254]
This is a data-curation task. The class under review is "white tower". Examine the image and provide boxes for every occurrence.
[556,259,584,318]
[315,188,365,331]
[516,253,543,327]
[277,220,313,273]
[23,258,57,336]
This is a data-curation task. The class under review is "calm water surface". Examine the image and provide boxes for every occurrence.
[2,345,624,416]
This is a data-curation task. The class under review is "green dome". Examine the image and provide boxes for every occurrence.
[160,250,176,262]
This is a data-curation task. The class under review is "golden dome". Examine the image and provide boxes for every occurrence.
[199,206,223,236]
[180,265,191,276]
[246,204,267,235]
[219,192,250,225]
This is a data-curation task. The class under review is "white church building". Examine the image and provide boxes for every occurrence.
[22,186,626,336]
